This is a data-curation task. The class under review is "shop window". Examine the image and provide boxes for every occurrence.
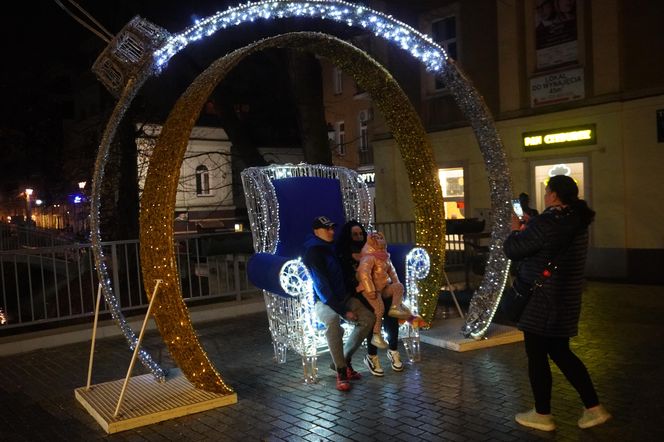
[533,161,586,212]
[438,167,465,219]
[195,165,210,196]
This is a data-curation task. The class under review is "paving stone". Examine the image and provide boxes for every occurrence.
[0,282,662,440]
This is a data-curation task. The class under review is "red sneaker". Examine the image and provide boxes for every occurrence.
[398,315,429,328]
[409,315,429,328]
[336,372,351,391]
[346,364,362,380]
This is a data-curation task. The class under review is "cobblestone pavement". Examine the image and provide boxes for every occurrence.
[1,281,662,441]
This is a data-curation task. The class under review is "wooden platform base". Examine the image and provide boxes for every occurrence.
[420,318,524,352]
[75,369,237,434]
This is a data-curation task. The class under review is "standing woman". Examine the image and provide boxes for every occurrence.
[505,175,611,431]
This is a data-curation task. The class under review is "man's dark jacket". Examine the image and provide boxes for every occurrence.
[303,234,348,315]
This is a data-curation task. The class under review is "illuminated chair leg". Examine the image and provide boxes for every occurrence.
[401,325,421,362]
[273,341,288,364]
[301,355,318,384]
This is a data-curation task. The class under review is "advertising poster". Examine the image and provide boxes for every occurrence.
[530,67,585,107]
[535,0,578,69]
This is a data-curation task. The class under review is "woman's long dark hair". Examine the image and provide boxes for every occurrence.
[336,220,368,292]
[548,175,595,226]
[336,220,367,257]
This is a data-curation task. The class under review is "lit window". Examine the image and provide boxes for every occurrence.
[195,165,210,196]
[438,167,465,219]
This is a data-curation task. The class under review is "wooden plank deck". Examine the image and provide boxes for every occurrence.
[420,317,523,352]
[75,369,237,434]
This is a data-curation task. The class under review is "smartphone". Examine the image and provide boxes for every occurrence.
[511,199,524,220]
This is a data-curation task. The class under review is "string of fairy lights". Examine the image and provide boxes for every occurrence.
[153,0,447,73]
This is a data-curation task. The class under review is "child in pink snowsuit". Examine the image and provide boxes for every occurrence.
[356,232,411,348]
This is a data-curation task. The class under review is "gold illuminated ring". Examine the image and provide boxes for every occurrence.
[140,32,445,392]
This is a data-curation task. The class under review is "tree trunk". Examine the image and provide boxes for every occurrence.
[99,116,139,241]
[286,50,332,165]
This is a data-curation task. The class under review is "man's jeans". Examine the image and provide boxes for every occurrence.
[315,297,374,370]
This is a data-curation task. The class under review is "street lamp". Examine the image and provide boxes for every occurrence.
[25,188,33,225]
[77,181,88,236]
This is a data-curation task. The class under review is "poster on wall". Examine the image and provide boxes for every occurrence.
[530,67,584,107]
[535,0,578,69]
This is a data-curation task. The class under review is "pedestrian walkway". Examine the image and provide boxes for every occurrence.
[1,281,662,441]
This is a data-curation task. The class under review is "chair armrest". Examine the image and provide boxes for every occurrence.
[247,253,313,299]
[387,244,430,281]
[406,247,430,282]
[247,253,292,297]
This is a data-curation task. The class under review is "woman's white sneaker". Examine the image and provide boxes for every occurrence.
[578,405,611,429]
[363,354,384,376]
[515,408,556,432]
[387,349,404,371]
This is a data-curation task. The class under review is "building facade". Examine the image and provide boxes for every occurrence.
[137,124,237,233]
[323,0,664,282]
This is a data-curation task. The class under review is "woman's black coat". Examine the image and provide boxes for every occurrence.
[504,206,589,337]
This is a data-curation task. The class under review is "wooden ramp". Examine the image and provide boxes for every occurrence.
[420,318,523,352]
[75,369,237,434]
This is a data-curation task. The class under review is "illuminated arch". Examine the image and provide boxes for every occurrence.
[141,31,445,392]
[90,0,513,387]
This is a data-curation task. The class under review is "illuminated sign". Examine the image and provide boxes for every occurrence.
[358,172,375,186]
[522,124,596,151]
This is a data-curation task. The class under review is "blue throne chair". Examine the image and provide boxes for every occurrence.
[241,163,430,383]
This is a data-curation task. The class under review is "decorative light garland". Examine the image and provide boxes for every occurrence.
[405,247,431,315]
[279,258,313,301]
[154,1,447,73]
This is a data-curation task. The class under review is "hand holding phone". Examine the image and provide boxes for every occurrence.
[512,199,524,220]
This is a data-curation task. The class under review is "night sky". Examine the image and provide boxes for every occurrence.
[0,1,256,194]
[1,0,361,198]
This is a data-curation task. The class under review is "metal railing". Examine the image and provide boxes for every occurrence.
[0,233,258,331]
[0,221,484,331]
[374,220,467,269]
[0,223,75,251]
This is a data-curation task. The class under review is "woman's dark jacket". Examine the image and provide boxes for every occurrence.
[504,206,589,337]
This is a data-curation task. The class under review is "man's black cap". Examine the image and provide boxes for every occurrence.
[312,216,336,230]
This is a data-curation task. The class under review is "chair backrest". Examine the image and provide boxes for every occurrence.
[241,164,372,256]
[272,176,345,258]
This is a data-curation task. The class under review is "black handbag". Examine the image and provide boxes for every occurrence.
[500,285,532,323]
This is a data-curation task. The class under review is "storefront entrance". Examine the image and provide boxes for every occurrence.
[531,157,589,213]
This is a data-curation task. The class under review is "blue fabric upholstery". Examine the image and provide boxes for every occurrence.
[247,253,291,297]
[387,243,413,284]
[272,177,346,258]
